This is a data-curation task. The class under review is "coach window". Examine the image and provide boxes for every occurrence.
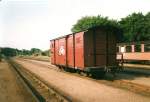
[120,46,125,53]
[145,44,150,52]
[126,45,131,52]
[134,44,141,52]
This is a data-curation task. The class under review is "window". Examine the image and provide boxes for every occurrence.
[134,44,141,52]
[145,44,150,52]
[126,45,131,52]
[120,46,125,53]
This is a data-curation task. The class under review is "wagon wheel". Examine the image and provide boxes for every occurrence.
[77,69,81,74]
[91,71,106,79]
[85,72,90,77]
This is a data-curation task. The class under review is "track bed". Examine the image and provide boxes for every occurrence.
[13,58,150,102]
[22,58,150,89]
[0,60,36,102]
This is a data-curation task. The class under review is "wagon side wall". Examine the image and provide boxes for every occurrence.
[74,32,85,69]
[50,40,55,64]
[54,38,67,66]
[66,34,74,67]
[84,28,117,67]
[107,32,117,66]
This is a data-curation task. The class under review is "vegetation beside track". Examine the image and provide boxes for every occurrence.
[19,56,50,62]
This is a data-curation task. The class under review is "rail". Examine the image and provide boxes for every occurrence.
[21,58,150,97]
[8,59,71,102]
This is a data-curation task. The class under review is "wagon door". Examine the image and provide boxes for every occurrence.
[84,28,117,67]
[94,29,107,66]
[50,40,55,64]
[67,35,74,67]
[57,38,67,66]
[94,29,117,67]
[75,32,84,69]
[84,29,107,67]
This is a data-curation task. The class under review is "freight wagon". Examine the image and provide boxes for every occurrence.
[50,26,122,77]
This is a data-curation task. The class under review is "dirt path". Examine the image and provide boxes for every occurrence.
[23,59,150,88]
[0,60,36,102]
[14,59,150,102]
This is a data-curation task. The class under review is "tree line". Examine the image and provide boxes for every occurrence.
[0,12,149,59]
[71,12,150,42]
[0,47,50,57]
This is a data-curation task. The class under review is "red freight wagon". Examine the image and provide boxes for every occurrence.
[50,26,121,76]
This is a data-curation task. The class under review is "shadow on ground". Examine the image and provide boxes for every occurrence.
[100,67,150,81]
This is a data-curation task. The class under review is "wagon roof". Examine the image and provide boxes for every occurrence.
[50,26,123,41]
[50,30,87,41]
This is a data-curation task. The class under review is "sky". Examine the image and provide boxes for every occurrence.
[0,0,150,50]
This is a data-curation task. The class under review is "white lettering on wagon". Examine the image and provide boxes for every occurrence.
[59,46,65,55]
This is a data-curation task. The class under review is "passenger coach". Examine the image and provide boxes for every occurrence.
[117,41,150,63]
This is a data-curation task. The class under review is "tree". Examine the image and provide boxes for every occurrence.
[71,15,123,42]
[1,47,17,57]
[22,49,31,55]
[119,12,150,42]
[41,50,50,56]
[30,48,42,55]
[0,48,2,61]
[71,15,120,33]
[145,12,150,40]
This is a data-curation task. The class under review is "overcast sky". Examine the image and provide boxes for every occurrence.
[0,0,150,50]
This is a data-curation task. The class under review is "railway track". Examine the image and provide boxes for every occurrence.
[8,59,71,102]
[16,58,150,97]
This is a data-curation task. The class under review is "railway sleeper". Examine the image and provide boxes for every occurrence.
[8,60,70,102]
